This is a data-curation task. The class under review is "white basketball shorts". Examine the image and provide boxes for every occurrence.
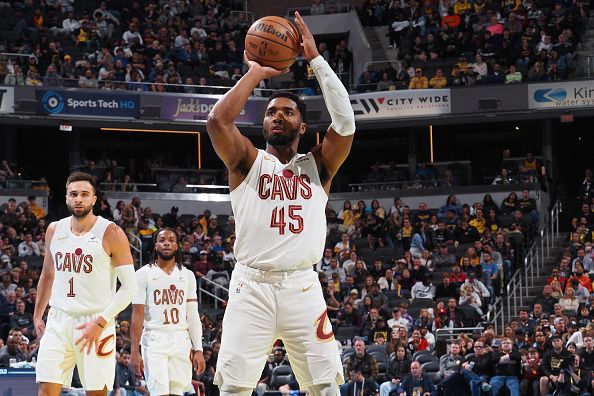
[36,307,116,391]
[214,264,344,389]
[141,330,193,395]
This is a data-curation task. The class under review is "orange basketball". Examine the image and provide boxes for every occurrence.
[245,16,300,70]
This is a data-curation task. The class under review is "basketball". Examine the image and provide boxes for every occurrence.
[245,16,300,70]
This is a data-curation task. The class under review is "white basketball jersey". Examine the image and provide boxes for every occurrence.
[133,265,197,332]
[231,149,328,271]
[49,216,115,314]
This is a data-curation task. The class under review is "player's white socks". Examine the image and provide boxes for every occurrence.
[306,383,340,396]
[219,386,254,396]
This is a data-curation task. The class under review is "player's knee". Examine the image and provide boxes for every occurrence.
[219,384,254,396]
[306,383,340,396]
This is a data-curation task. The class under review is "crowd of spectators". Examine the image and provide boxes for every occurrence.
[356,0,589,92]
[8,170,594,396]
[361,153,544,190]
[0,0,252,92]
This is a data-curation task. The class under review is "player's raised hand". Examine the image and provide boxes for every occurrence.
[243,51,289,80]
[34,317,46,339]
[75,317,105,354]
[130,350,144,377]
[294,11,319,61]
[192,349,206,374]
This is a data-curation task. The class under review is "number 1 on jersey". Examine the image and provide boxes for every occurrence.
[270,205,303,235]
[67,277,76,297]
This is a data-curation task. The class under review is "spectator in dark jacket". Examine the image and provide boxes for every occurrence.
[397,361,436,396]
[462,338,494,396]
[489,337,521,395]
[379,345,412,396]
[539,335,573,396]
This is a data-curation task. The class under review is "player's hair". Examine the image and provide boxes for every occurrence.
[149,228,183,269]
[66,171,96,194]
[267,91,308,123]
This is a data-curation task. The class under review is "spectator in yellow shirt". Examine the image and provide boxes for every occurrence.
[469,208,487,234]
[429,69,448,88]
[409,68,429,89]
[454,0,472,15]
[27,196,46,220]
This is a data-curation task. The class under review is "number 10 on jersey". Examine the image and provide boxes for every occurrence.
[270,205,303,235]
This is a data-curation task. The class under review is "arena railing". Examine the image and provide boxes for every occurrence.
[285,1,352,17]
[198,277,228,309]
[362,60,402,74]
[0,179,49,189]
[99,182,158,192]
[0,52,38,63]
[491,200,561,326]
[127,231,143,268]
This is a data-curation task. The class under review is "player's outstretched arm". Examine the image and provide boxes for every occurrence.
[206,55,287,189]
[294,11,355,191]
[33,222,57,339]
[75,224,138,353]
[130,269,147,376]
[130,304,145,376]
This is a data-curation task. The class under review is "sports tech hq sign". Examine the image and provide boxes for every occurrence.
[350,89,451,120]
[528,81,594,109]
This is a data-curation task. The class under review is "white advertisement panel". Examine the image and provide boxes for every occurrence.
[0,87,14,114]
[350,88,451,120]
[528,81,594,109]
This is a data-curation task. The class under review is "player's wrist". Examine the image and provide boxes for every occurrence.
[94,315,107,328]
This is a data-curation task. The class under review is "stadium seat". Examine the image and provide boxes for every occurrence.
[407,307,424,320]
[369,351,388,364]
[415,353,437,365]
[366,344,387,355]
[412,350,432,360]
[376,361,388,383]
[335,326,357,345]
[410,298,435,309]
[421,361,442,384]
[269,365,294,390]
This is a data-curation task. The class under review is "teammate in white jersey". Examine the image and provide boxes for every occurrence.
[130,228,206,396]
[206,12,355,396]
[34,172,138,396]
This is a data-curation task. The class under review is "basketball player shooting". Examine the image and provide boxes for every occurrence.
[206,11,355,396]
[33,172,138,396]
[130,228,206,396]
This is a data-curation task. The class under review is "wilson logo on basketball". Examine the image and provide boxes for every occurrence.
[96,334,115,358]
[314,310,334,342]
[253,23,289,42]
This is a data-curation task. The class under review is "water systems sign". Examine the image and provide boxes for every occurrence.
[37,90,139,117]
[350,89,451,119]
[528,81,594,109]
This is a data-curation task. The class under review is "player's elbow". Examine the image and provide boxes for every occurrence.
[206,112,227,134]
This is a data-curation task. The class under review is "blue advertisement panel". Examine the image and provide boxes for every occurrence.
[36,89,139,118]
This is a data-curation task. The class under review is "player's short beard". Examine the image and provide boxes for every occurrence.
[156,249,177,261]
[67,203,93,218]
[263,126,299,147]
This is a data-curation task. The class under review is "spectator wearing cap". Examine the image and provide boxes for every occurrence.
[539,335,573,396]
[433,244,456,269]
[488,337,521,395]
[337,300,361,328]
[388,307,410,331]
[408,68,428,89]
[161,206,180,228]
[207,215,224,238]
[0,255,12,276]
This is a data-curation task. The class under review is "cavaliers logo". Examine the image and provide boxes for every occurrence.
[314,310,334,343]
[96,334,115,358]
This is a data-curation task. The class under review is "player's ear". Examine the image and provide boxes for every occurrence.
[299,122,307,136]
